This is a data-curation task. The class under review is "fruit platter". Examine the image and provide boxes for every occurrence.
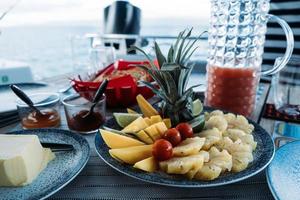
[95,30,275,187]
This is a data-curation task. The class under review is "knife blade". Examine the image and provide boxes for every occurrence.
[41,142,74,152]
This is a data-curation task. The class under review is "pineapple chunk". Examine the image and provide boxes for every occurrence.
[194,164,222,181]
[196,128,222,150]
[155,122,168,136]
[173,137,205,157]
[144,124,162,141]
[136,130,154,144]
[163,118,172,129]
[127,108,138,114]
[136,94,159,117]
[159,153,205,175]
[100,129,145,148]
[150,115,163,125]
[133,156,157,172]
[109,145,153,164]
[185,151,209,179]
[122,117,148,133]
[144,117,152,126]
[194,147,232,181]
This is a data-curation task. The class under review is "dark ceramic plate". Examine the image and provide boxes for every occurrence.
[0,129,90,200]
[95,108,275,187]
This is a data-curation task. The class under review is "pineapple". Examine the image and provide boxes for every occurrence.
[172,137,205,157]
[159,153,205,175]
[129,28,206,125]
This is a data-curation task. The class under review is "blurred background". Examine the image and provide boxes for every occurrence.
[0,0,210,79]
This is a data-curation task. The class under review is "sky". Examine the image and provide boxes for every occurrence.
[0,0,211,27]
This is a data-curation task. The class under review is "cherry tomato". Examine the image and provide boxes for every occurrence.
[152,139,173,161]
[176,123,193,139]
[163,128,182,146]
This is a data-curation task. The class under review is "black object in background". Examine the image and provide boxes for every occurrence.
[104,1,141,52]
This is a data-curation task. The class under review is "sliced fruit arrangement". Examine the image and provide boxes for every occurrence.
[100,92,256,181]
[98,28,257,182]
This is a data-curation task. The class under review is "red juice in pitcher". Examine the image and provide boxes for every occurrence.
[205,65,259,116]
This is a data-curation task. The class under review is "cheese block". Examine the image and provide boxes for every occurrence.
[0,135,55,186]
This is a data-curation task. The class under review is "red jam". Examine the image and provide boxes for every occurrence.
[66,110,105,132]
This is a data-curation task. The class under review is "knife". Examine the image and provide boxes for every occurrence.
[41,142,74,152]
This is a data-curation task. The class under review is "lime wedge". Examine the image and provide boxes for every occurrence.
[192,99,203,116]
[188,114,205,133]
[113,113,142,128]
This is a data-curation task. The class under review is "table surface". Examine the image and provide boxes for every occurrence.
[1,73,299,200]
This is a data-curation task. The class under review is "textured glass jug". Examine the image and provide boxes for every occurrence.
[205,0,294,116]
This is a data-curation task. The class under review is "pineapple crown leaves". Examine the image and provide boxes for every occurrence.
[128,28,205,106]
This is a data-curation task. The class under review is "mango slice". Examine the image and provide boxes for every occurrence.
[136,94,159,117]
[109,145,153,164]
[133,156,158,172]
[100,129,145,149]
[122,117,148,133]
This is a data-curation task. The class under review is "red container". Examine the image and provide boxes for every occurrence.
[72,60,157,107]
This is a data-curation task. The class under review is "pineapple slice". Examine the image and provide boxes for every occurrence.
[159,153,205,175]
[122,117,148,133]
[163,118,172,129]
[136,130,154,144]
[155,122,168,136]
[144,124,162,141]
[109,145,153,164]
[205,115,228,133]
[127,108,138,114]
[173,137,205,157]
[223,128,257,150]
[150,115,163,125]
[100,129,145,148]
[196,128,222,150]
[144,117,152,126]
[136,94,159,117]
[194,164,222,181]
[194,147,232,181]
[133,156,157,172]
[185,151,209,179]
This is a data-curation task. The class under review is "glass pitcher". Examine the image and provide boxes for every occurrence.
[205,0,294,116]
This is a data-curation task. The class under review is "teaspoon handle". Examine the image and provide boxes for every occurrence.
[10,85,42,114]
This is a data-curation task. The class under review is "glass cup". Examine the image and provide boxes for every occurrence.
[71,34,116,80]
[89,45,116,71]
[271,57,300,116]
[62,94,106,134]
[205,0,294,116]
[16,93,61,129]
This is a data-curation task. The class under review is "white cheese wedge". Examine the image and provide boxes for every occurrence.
[0,135,55,186]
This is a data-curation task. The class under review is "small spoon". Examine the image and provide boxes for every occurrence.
[10,84,44,116]
[82,79,108,119]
